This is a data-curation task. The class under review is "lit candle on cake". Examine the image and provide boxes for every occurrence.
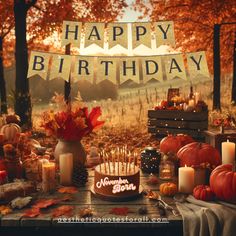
[178,165,195,193]
[59,153,73,186]
[99,152,102,172]
[128,153,131,174]
[106,153,111,174]
[222,140,235,165]
[103,157,107,174]
[133,152,137,173]
[42,162,56,193]
[111,150,115,173]
[117,153,120,175]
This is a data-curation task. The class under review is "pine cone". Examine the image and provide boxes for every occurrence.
[72,164,88,187]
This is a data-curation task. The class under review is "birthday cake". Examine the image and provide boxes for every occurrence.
[93,162,140,200]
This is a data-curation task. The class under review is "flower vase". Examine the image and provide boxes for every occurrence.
[54,140,86,168]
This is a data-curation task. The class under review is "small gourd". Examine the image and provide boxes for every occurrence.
[0,123,21,143]
[160,182,178,197]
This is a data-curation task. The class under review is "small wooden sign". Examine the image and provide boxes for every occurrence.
[167,88,179,102]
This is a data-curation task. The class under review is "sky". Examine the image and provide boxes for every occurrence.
[118,0,149,22]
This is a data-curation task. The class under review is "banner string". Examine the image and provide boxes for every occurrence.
[28,50,197,58]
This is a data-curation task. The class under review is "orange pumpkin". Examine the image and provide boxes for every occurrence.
[193,185,215,201]
[177,142,221,169]
[160,134,194,154]
[160,182,178,197]
[210,164,236,202]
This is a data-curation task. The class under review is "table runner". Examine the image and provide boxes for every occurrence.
[176,195,236,236]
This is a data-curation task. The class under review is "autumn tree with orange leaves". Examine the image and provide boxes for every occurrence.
[134,0,235,108]
[0,2,14,114]
[2,0,128,126]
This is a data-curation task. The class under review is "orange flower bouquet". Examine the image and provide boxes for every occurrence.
[41,106,104,141]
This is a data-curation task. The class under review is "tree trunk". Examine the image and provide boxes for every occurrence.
[64,44,71,103]
[232,34,236,104]
[0,36,7,114]
[14,1,32,127]
[213,24,221,110]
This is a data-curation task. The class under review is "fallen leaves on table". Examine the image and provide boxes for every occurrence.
[32,199,59,209]
[109,207,131,216]
[10,197,32,209]
[52,205,74,217]
[144,190,160,200]
[59,195,73,202]
[22,208,41,218]
[0,205,12,215]
[79,208,94,218]
[58,186,78,194]
[21,196,74,218]
[146,175,159,185]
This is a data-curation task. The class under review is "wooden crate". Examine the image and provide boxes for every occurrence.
[204,129,236,154]
[148,110,208,139]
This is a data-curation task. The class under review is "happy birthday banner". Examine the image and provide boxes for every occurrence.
[61,21,175,49]
[27,21,210,84]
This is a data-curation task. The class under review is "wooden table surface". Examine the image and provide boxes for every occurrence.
[0,169,183,233]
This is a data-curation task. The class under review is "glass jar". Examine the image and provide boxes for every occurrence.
[141,147,161,173]
[5,158,23,181]
[159,160,175,180]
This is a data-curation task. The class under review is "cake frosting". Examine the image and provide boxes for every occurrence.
[94,162,140,199]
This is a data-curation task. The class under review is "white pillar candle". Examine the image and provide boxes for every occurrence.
[178,166,195,193]
[222,140,235,165]
[38,158,49,181]
[59,153,73,186]
[42,162,56,193]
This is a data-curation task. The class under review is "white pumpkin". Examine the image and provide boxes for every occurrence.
[0,123,21,142]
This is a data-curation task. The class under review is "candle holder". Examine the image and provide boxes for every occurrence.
[159,160,175,180]
[141,147,161,174]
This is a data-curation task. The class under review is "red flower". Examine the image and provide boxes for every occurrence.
[41,106,104,141]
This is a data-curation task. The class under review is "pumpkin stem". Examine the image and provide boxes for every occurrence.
[198,142,202,149]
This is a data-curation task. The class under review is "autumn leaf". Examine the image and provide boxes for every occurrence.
[59,195,73,202]
[0,205,12,216]
[22,208,41,218]
[79,208,94,218]
[32,199,59,209]
[109,207,131,216]
[52,205,74,217]
[144,190,160,201]
[58,186,78,194]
